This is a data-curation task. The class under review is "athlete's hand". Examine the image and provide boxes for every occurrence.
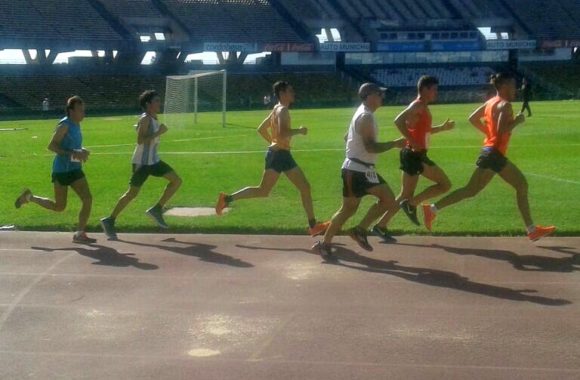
[159,124,168,134]
[515,113,525,125]
[298,126,308,135]
[393,137,406,149]
[443,119,455,131]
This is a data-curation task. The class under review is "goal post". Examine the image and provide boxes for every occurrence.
[164,69,227,128]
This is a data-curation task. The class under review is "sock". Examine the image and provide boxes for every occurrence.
[430,204,438,214]
[308,218,316,228]
[526,225,536,234]
[225,195,234,203]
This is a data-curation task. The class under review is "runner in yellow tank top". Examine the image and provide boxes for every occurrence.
[216,81,329,237]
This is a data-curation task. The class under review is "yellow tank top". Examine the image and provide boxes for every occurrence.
[269,104,291,150]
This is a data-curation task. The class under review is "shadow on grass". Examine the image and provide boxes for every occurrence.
[32,244,159,270]
[236,243,571,306]
[119,237,253,268]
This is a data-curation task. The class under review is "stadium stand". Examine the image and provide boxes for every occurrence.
[502,0,580,39]
[98,0,163,19]
[164,0,304,43]
[370,66,495,88]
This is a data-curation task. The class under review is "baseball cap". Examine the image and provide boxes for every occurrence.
[358,82,388,99]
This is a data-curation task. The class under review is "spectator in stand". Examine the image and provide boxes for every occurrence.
[42,97,50,118]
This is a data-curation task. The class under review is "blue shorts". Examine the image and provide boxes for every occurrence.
[264,148,298,173]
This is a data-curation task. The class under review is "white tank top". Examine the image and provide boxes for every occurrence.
[132,113,161,166]
[342,104,378,173]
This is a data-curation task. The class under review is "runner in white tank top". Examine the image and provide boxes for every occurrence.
[132,112,161,166]
[313,83,405,259]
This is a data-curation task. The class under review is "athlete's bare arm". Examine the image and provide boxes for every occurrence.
[256,110,274,143]
[431,118,455,134]
[137,116,167,145]
[498,102,525,134]
[277,107,307,138]
[48,123,88,161]
[468,103,488,135]
[358,114,405,153]
[394,103,421,149]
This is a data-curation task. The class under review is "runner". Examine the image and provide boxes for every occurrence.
[373,76,454,241]
[100,90,182,240]
[15,96,96,243]
[313,83,405,259]
[422,72,555,241]
[215,81,329,237]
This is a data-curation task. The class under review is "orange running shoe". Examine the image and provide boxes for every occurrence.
[308,221,331,237]
[215,192,228,216]
[422,204,436,232]
[528,225,556,241]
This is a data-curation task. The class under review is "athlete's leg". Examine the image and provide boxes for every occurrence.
[230,169,280,201]
[411,164,452,206]
[497,161,533,227]
[70,177,93,232]
[358,183,397,230]
[30,183,68,212]
[284,166,315,221]
[375,172,418,228]
[157,171,182,207]
[434,168,495,210]
[323,196,361,245]
[110,186,141,219]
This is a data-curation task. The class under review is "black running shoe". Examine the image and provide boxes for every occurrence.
[372,225,397,243]
[146,205,169,229]
[348,227,373,252]
[100,217,118,240]
[400,199,420,226]
[73,232,97,244]
[312,241,335,261]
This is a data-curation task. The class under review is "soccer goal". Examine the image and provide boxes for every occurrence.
[164,69,227,128]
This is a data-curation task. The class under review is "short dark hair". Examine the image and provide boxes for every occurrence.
[65,96,83,116]
[417,76,439,92]
[273,81,290,99]
[489,72,515,89]
[139,90,160,109]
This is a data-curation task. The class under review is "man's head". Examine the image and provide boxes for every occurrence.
[490,72,516,101]
[273,81,295,105]
[65,96,85,122]
[417,75,439,103]
[139,90,162,113]
[358,82,387,110]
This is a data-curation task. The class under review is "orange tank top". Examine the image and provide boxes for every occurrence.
[483,96,511,155]
[406,98,432,151]
[269,105,291,151]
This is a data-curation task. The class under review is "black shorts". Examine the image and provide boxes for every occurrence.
[400,148,436,176]
[52,169,85,187]
[130,160,174,187]
[265,148,298,173]
[476,148,508,173]
[342,168,386,198]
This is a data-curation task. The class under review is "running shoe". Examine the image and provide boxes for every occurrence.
[312,241,335,261]
[73,231,97,244]
[349,227,373,252]
[215,192,228,216]
[308,221,331,237]
[15,189,32,209]
[100,217,118,241]
[372,225,397,243]
[422,204,436,232]
[146,205,169,229]
[528,225,556,242]
[400,199,420,226]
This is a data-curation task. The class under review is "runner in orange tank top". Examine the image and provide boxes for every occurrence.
[422,72,555,241]
[373,76,455,241]
[215,81,329,238]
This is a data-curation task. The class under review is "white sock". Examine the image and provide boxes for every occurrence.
[430,204,438,214]
[526,225,536,234]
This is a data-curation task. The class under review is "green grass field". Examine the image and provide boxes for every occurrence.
[1,100,578,236]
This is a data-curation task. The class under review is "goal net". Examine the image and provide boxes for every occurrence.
[163,69,227,128]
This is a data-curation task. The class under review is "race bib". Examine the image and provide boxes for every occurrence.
[365,169,379,184]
